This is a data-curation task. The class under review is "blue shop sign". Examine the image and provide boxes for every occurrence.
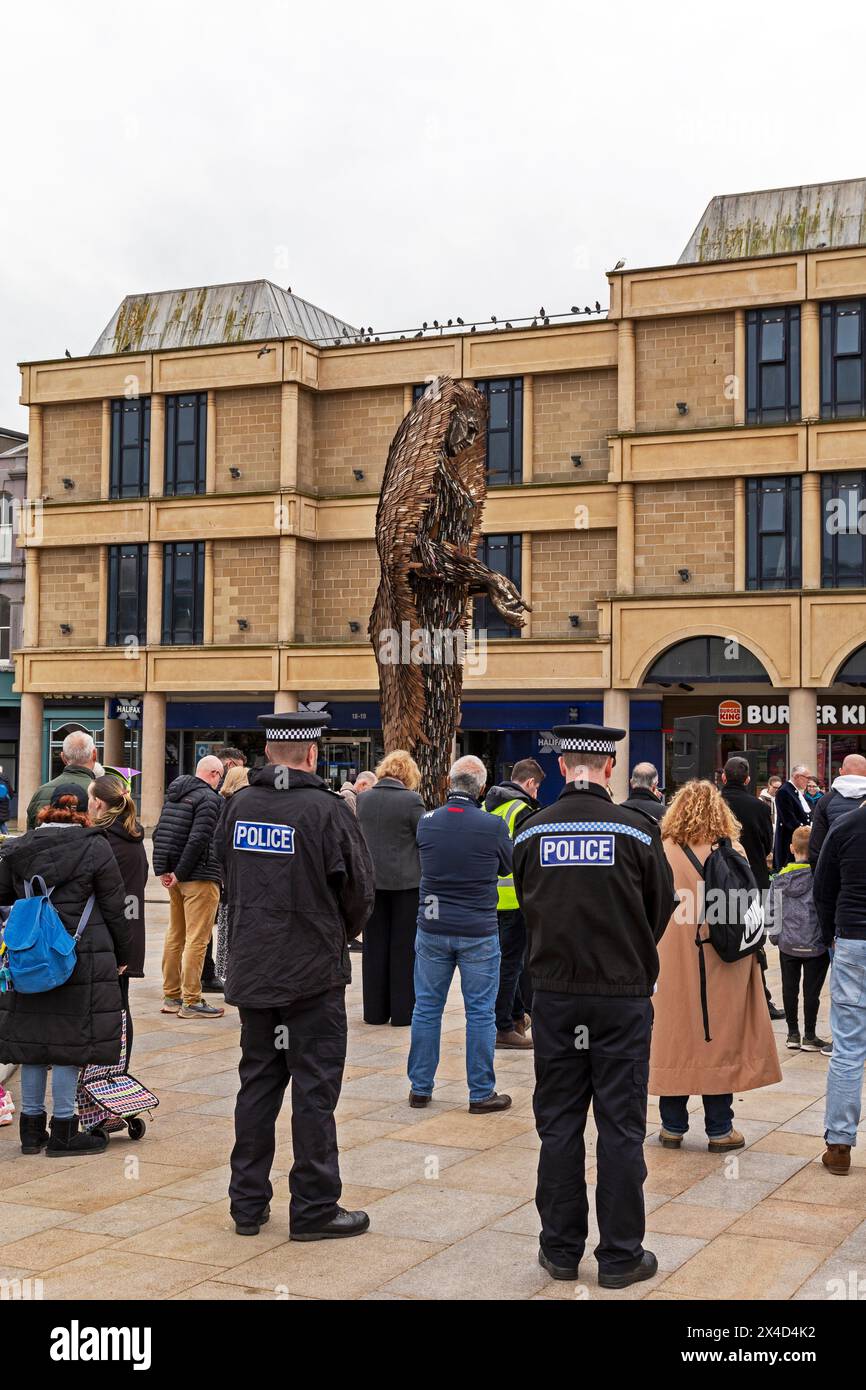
[109,697,142,727]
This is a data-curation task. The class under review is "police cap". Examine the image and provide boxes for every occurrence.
[552,724,626,756]
[257,711,333,742]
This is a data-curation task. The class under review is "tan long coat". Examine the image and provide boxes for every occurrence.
[648,840,782,1097]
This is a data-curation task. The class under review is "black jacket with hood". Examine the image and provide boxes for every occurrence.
[484,779,540,832]
[808,774,866,870]
[102,818,149,977]
[214,765,375,1008]
[152,774,222,883]
[0,825,131,1066]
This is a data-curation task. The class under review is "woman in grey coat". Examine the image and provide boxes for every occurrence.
[357,751,425,1025]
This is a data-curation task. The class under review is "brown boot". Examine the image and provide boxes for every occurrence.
[496,1029,533,1050]
[708,1128,745,1154]
[823,1143,852,1176]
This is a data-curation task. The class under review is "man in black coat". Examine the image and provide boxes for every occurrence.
[215,710,375,1241]
[620,762,666,826]
[513,725,676,1292]
[152,755,224,1020]
[720,756,773,890]
[808,754,866,870]
[773,763,813,870]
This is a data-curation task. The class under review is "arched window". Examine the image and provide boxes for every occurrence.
[644,637,771,685]
[836,644,866,686]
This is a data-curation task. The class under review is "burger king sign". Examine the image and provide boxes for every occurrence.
[718,699,742,727]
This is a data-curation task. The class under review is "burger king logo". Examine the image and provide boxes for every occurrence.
[718,699,742,727]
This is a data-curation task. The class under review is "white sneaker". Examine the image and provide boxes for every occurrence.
[0,1086,14,1126]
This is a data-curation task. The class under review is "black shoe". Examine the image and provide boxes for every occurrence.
[290,1207,370,1241]
[468,1092,512,1114]
[786,1031,802,1050]
[802,1034,831,1052]
[201,976,225,994]
[768,1004,786,1021]
[234,1203,271,1236]
[46,1115,109,1157]
[539,1247,580,1281]
[409,1092,431,1108]
[598,1250,658,1290]
[19,1110,49,1155]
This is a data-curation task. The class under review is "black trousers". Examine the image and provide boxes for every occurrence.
[229,987,347,1233]
[495,908,529,1032]
[362,888,419,1026]
[779,951,830,1035]
[532,990,652,1274]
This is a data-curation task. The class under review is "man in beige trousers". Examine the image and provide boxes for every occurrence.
[152,755,225,1019]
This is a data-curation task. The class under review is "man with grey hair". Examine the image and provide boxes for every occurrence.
[26,729,98,828]
[774,762,814,871]
[153,754,225,1019]
[408,754,514,1112]
[620,762,665,825]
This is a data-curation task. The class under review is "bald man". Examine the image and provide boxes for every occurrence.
[809,754,866,871]
[152,755,226,1018]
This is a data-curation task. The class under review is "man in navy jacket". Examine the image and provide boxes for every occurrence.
[407,754,513,1113]
[773,764,813,870]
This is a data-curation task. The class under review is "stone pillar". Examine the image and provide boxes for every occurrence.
[18,691,43,829]
[733,308,746,426]
[801,301,820,421]
[617,320,636,432]
[23,548,40,647]
[280,382,299,490]
[403,385,414,415]
[733,476,746,589]
[96,545,108,647]
[616,482,635,594]
[789,687,818,776]
[278,535,297,642]
[203,541,214,644]
[274,691,299,713]
[604,687,631,804]
[27,404,43,498]
[100,400,112,498]
[146,541,163,646]
[802,471,821,589]
[520,533,532,638]
[521,375,534,482]
[150,394,165,496]
[103,698,125,768]
[140,691,166,832]
[206,390,217,492]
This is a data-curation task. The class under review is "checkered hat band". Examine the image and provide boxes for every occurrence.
[264,726,323,740]
[557,737,616,754]
[514,820,653,849]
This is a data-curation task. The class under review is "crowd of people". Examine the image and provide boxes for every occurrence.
[1,718,866,1288]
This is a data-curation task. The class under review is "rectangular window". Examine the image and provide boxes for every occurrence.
[745,307,800,424]
[110,397,150,498]
[822,471,866,588]
[107,544,148,647]
[746,476,801,590]
[473,534,521,638]
[164,393,207,495]
[475,378,523,485]
[821,301,866,419]
[162,542,205,645]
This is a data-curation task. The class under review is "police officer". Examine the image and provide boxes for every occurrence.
[216,711,375,1240]
[512,725,676,1290]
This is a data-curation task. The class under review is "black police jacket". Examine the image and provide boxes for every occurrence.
[512,781,676,998]
[214,765,375,1008]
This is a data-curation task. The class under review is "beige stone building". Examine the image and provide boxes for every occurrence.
[15,180,866,824]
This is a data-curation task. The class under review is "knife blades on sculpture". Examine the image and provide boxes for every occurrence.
[369,376,530,806]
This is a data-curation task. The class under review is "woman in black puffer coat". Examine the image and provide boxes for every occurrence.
[0,785,131,1157]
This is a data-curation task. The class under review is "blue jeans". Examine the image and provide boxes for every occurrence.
[659,1093,734,1139]
[20,1064,79,1119]
[408,930,500,1103]
[826,937,866,1146]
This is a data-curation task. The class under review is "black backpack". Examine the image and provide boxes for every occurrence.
[683,837,766,1042]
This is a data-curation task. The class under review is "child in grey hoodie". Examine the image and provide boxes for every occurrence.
[768,825,831,1052]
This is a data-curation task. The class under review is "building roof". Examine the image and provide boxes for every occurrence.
[0,443,27,459]
[89,280,358,355]
[0,427,27,444]
[679,178,866,263]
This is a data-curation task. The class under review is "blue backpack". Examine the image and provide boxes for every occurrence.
[0,876,95,994]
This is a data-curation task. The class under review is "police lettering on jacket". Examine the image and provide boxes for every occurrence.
[232,820,296,854]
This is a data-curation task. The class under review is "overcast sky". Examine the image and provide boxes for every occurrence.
[1,0,864,428]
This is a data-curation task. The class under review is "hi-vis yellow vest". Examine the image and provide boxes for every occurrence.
[488,798,525,910]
